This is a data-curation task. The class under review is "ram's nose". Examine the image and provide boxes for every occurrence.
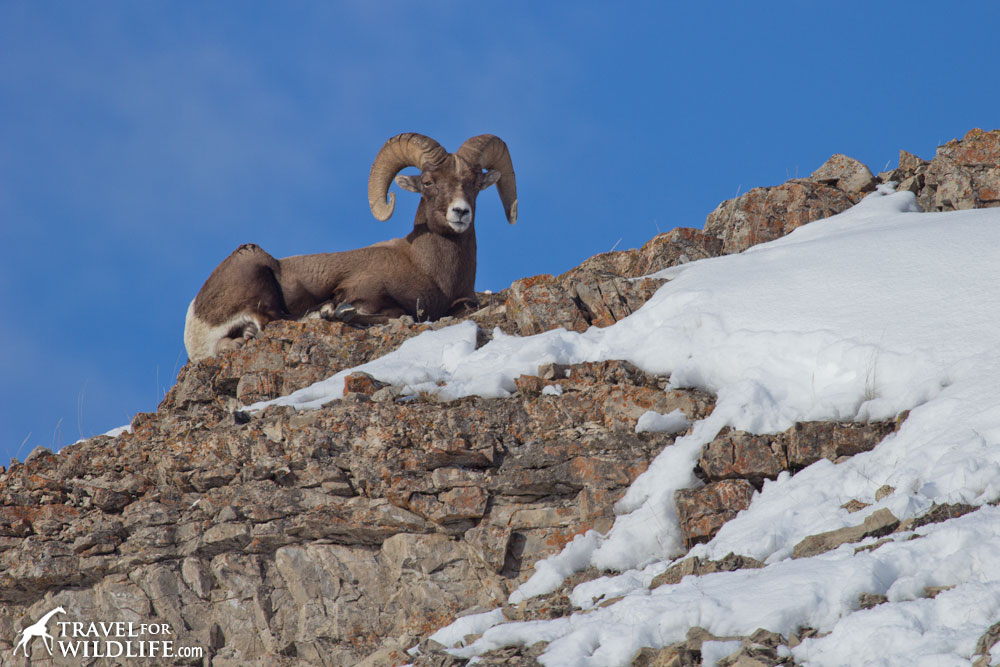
[446,198,474,228]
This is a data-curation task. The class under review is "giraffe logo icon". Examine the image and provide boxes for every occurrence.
[12,606,65,657]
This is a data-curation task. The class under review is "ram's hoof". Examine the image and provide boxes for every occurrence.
[334,303,357,321]
[322,302,357,323]
[242,321,260,339]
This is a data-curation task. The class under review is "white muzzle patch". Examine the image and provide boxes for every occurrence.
[446,197,472,233]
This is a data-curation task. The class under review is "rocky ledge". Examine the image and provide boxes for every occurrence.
[2,129,999,666]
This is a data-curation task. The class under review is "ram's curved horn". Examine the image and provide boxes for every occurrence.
[456,134,518,224]
[367,133,449,221]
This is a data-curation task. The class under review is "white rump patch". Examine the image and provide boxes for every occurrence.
[183,300,263,362]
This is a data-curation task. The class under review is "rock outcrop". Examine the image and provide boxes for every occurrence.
[704,178,855,255]
[504,226,722,336]
[880,128,1000,211]
[1,237,722,665]
[3,129,999,666]
[677,420,897,548]
[703,153,874,255]
[0,344,715,664]
[704,128,1000,255]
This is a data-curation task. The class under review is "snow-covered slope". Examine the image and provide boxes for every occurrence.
[253,185,1000,665]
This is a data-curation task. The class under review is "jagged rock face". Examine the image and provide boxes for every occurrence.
[703,179,856,255]
[704,129,1000,257]
[879,128,1000,211]
[702,152,875,255]
[695,422,897,490]
[675,479,756,548]
[559,227,724,283]
[0,287,715,665]
[810,153,877,200]
[163,318,442,410]
[0,221,731,663]
[503,227,722,336]
[675,421,897,548]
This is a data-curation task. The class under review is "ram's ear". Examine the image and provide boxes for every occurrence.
[479,169,502,190]
[394,174,422,193]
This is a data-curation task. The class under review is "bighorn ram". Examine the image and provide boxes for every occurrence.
[183,133,517,362]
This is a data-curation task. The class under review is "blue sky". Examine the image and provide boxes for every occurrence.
[2,2,998,466]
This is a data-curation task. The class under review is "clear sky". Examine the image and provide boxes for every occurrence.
[2,2,998,466]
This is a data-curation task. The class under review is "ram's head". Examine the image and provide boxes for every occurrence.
[367,133,518,236]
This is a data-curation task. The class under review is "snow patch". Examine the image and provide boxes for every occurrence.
[635,408,689,434]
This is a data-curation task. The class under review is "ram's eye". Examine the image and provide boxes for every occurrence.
[423,181,434,189]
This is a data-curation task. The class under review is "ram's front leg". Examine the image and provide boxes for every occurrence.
[317,301,405,326]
